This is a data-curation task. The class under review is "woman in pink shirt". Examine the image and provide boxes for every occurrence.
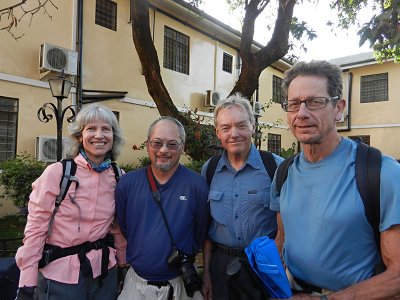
[15,104,127,300]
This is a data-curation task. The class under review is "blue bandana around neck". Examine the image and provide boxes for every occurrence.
[80,149,112,172]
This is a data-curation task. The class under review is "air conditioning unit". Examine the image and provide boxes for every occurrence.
[253,102,263,117]
[36,136,71,162]
[39,43,78,75]
[205,90,221,107]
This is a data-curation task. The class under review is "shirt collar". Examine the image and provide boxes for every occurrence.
[216,144,261,172]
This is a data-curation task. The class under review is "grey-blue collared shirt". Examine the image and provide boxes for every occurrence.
[201,144,283,248]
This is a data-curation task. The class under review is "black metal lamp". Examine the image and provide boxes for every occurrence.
[38,71,76,161]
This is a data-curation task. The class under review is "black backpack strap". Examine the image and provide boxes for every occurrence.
[48,159,79,237]
[355,141,382,251]
[275,154,298,195]
[258,150,277,181]
[111,162,122,183]
[206,155,222,186]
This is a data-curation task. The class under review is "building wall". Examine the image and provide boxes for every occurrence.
[0,0,287,170]
[338,61,400,159]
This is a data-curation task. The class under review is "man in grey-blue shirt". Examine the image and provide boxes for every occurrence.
[200,94,283,300]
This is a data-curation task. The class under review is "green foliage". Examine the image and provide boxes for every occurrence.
[0,153,46,208]
[280,142,297,159]
[119,156,151,173]
[185,159,206,174]
[182,109,218,161]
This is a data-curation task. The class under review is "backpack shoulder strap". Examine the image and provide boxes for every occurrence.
[48,159,78,237]
[258,150,277,181]
[355,141,382,251]
[111,162,122,183]
[55,159,78,206]
[206,155,222,186]
[275,153,298,195]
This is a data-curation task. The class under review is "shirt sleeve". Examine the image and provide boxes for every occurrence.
[15,163,63,287]
[193,177,210,251]
[379,155,400,232]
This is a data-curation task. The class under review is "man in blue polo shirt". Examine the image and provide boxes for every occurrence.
[116,117,210,300]
[201,94,283,300]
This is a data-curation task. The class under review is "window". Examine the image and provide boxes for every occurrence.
[112,111,120,122]
[163,26,189,75]
[222,53,233,73]
[272,75,283,104]
[95,0,117,31]
[360,73,388,103]
[349,135,370,145]
[268,133,281,155]
[0,97,18,161]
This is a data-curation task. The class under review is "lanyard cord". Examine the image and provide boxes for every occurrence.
[146,166,177,249]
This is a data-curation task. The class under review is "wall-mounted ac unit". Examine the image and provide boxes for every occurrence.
[205,90,221,107]
[253,102,263,117]
[39,43,78,75]
[36,136,70,162]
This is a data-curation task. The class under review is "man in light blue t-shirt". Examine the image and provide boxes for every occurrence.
[270,60,400,300]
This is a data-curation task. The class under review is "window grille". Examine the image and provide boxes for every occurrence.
[223,53,233,73]
[268,133,281,155]
[272,75,283,104]
[360,73,388,103]
[95,0,117,31]
[0,97,18,161]
[163,26,189,74]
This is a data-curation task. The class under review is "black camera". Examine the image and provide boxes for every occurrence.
[167,248,202,297]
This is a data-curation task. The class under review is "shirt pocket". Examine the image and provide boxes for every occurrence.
[208,190,226,225]
[247,187,270,207]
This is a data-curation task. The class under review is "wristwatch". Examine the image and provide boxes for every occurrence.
[320,295,329,300]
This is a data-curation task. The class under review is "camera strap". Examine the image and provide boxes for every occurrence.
[146,166,177,249]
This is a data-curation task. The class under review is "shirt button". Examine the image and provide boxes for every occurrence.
[235,194,238,197]
[235,215,238,219]
[238,237,241,240]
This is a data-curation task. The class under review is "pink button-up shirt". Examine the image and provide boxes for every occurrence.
[16,154,127,287]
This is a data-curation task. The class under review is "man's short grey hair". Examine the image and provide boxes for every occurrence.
[214,93,255,127]
[68,104,124,160]
[282,60,343,102]
[147,116,186,143]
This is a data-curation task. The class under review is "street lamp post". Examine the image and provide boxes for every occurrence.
[37,72,76,161]
[253,101,263,149]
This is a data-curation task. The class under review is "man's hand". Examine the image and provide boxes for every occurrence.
[117,264,130,295]
[201,269,213,300]
[15,286,36,300]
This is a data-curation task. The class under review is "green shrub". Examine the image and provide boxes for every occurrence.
[0,153,46,208]
[185,159,205,174]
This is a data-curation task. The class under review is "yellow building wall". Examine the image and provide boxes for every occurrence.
[338,61,400,159]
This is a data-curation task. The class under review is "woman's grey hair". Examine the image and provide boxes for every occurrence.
[214,93,255,126]
[68,104,124,160]
[282,60,343,102]
[147,116,186,143]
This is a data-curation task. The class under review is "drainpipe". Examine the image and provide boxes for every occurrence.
[75,0,84,111]
[338,71,352,132]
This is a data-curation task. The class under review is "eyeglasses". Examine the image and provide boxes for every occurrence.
[281,96,339,112]
[148,140,182,150]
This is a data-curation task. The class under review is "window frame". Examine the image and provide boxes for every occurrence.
[267,133,281,155]
[360,73,388,103]
[95,0,117,31]
[0,96,18,162]
[163,26,190,75]
[222,52,233,73]
[272,75,283,104]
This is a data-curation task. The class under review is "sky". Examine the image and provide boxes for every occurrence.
[199,1,373,61]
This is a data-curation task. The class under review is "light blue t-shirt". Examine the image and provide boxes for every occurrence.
[270,138,400,291]
[202,144,284,248]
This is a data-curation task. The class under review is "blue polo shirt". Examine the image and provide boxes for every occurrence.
[116,165,210,281]
[201,145,283,248]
